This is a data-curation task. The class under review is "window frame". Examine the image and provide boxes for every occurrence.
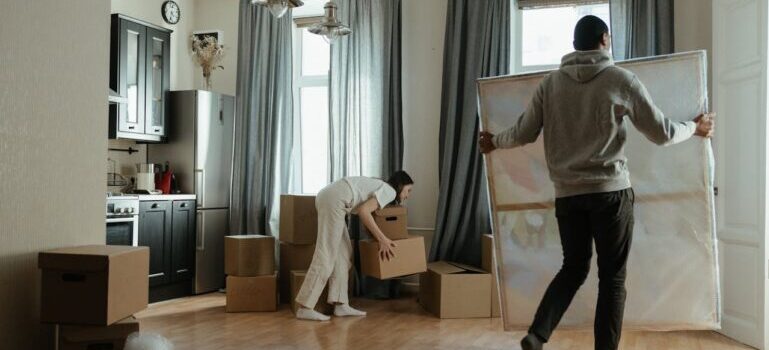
[513,1,610,73]
[292,17,331,194]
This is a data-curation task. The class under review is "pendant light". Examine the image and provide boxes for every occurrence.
[308,1,352,43]
[251,0,289,18]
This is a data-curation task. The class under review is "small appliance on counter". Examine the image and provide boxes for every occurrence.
[135,163,157,192]
[157,161,182,194]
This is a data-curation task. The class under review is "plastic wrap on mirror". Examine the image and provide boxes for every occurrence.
[478,51,720,331]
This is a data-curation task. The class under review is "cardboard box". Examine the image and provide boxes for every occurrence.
[289,270,333,315]
[372,206,409,240]
[39,245,149,325]
[279,194,318,244]
[226,273,278,312]
[359,236,427,279]
[419,261,492,319]
[58,316,139,350]
[482,234,502,318]
[279,242,316,303]
[225,235,275,277]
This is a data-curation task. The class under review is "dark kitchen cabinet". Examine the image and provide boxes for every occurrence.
[171,200,195,282]
[145,28,171,138]
[139,201,172,287]
[139,199,196,302]
[110,14,172,142]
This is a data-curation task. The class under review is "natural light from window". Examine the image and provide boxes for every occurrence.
[295,27,330,194]
[299,86,329,193]
[521,3,610,68]
[301,29,330,76]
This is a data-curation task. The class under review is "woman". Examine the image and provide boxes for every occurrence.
[294,171,414,321]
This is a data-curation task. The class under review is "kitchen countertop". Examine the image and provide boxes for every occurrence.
[137,194,197,201]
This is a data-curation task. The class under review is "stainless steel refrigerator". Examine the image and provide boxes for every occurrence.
[148,90,234,294]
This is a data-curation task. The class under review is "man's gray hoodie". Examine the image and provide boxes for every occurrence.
[492,50,697,198]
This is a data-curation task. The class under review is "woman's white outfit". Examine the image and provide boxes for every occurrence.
[294,177,396,309]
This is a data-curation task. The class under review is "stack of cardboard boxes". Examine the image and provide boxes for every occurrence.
[418,233,502,319]
[358,206,427,279]
[38,245,149,349]
[224,235,277,312]
[279,194,328,313]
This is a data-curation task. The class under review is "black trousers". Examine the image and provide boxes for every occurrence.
[529,188,635,350]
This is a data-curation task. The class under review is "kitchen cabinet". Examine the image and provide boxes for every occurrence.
[139,201,172,287]
[139,199,196,302]
[109,14,171,142]
[171,200,195,282]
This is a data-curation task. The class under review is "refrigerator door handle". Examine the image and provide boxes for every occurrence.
[195,169,204,208]
[196,211,205,251]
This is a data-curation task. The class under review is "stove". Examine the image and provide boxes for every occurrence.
[106,194,140,246]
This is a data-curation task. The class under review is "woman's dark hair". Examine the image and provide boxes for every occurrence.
[386,170,414,206]
[573,15,609,51]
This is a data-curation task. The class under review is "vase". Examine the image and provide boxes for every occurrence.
[202,67,212,90]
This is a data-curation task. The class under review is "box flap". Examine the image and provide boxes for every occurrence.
[374,206,406,217]
[39,245,148,271]
[448,262,489,274]
[427,261,466,275]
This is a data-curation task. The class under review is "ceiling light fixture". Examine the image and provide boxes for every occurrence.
[308,1,352,43]
[251,0,304,19]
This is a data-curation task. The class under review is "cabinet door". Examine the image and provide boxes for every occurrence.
[139,201,172,286]
[118,19,146,134]
[171,200,196,282]
[145,28,170,137]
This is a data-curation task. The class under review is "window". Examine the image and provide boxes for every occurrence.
[515,2,611,72]
[293,22,330,194]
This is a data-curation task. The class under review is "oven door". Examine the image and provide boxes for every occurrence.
[106,216,139,246]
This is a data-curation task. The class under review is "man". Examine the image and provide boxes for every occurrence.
[478,16,714,350]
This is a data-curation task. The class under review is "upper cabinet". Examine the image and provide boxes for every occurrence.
[110,14,172,142]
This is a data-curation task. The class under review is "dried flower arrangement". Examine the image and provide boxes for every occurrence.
[191,35,225,90]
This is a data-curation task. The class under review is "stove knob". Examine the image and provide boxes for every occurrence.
[127,207,135,214]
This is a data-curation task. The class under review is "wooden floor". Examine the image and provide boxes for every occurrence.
[135,293,752,350]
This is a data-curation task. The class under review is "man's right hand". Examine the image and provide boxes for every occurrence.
[694,113,715,138]
[479,131,497,154]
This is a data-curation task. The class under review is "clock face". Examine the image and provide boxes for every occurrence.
[162,1,180,24]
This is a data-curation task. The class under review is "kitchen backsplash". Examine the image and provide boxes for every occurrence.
[107,139,146,193]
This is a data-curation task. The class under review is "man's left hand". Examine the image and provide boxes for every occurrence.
[479,131,496,154]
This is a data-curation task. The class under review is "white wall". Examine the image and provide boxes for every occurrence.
[0,0,109,347]
[193,0,240,96]
[402,0,447,237]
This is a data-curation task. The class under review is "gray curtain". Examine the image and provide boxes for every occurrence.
[430,0,510,266]
[330,0,403,298]
[230,1,298,237]
[610,0,674,60]
[330,0,403,180]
